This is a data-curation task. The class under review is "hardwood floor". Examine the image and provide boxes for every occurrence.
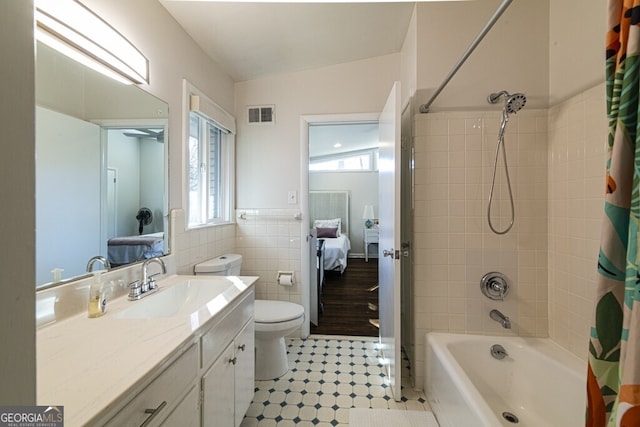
[310,258,379,337]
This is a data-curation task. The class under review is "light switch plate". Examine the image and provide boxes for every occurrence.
[288,191,297,204]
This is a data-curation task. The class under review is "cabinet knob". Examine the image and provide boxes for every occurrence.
[238,344,246,352]
[229,357,238,365]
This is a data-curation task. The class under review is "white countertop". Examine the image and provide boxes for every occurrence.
[37,274,257,426]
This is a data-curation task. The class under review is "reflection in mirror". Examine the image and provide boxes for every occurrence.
[36,41,169,288]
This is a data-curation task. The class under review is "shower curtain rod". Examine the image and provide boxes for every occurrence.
[419,0,514,114]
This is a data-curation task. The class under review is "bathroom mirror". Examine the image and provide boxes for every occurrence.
[35,41,169,288]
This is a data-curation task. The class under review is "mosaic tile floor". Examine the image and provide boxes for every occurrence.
[240,335,431,427]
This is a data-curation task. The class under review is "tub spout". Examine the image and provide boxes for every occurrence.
[490,309,511,329]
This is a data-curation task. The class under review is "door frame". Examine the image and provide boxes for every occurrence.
[107,167,118,239]
[299,113,380,338]
[400,99,415,380]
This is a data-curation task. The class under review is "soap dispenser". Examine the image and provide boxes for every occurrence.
[88,270,106,318]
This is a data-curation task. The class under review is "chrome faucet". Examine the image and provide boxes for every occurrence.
[490,309,511,329]
[86,255,111,272]
[142,257,166,290]
[129,257,166,300]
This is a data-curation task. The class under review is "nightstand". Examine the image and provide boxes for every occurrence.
[363,228,379,262]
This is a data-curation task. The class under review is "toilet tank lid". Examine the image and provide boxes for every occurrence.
[255,300,304,323]
[194,254,243,273]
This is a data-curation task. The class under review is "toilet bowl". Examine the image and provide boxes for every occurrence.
[254,300,304,380]
[194,254,305,380]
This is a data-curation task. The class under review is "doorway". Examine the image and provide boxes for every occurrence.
[299,84,410,397]
[300,113,380,338]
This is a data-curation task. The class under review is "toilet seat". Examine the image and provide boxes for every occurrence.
[255,300,304,324]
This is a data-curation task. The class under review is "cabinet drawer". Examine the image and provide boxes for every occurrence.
[201,291,254,369]
[104,344,198,427]
[364,229,379,243]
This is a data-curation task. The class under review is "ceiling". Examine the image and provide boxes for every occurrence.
[309,122,379,159]
[158,1,416,82]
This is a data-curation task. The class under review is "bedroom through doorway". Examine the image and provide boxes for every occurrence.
[307,120,380,337]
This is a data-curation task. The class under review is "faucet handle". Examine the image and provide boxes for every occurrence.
[148,273,161,290]
[481,272,509,301]
[128,280,142,300]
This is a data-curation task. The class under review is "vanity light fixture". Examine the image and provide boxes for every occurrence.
[35,0,149,85]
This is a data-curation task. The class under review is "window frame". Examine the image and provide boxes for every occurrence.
[184,80,236,229]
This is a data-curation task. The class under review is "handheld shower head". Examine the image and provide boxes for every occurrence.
[487,91,527,115]
[486,90,526,235]
[504,93,526,114]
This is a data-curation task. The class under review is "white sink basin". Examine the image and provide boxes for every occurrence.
[115,278,238,319]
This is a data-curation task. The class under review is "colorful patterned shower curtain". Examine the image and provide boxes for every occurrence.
[586,1,640,425]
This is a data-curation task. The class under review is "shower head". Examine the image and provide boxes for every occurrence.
[504,93,526,114]
[487,91,527,115]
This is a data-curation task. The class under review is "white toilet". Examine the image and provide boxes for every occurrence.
[194,254,305,380]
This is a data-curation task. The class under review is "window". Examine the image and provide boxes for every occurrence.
[188,112,233,227]
[184,80,236,229]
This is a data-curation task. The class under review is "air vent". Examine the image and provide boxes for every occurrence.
[247,105,275,124]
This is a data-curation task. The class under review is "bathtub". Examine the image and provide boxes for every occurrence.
[426,332,586,427]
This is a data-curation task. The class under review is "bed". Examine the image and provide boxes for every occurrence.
[310,191,351,274]
[320,234,351,273]
[107,232,164,266]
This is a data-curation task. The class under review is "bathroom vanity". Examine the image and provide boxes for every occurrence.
[37,275,257,426]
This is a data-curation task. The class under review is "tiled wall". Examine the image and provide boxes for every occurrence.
[235,209,303,305]
[171,209,237,275]
[409,83,607,387]
[547,84,606,359]
[411,108,549,389]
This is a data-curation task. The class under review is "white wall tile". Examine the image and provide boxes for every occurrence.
[411,109,549,389]
[234,209,303,306]
[547,83,606,361]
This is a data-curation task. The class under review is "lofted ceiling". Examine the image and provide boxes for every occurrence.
[159,1,416,82]
[309,122,379,159]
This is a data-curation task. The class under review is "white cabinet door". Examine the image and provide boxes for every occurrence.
[202,343,236,427]
[161,386,199,427]
[202,320,255,427]
[234,321,255,426]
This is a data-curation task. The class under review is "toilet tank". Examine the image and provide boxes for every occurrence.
[194,254,243,276]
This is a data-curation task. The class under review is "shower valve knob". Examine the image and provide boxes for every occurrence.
[480,272,509,301]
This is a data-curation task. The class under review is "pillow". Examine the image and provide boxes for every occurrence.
[313,218,341,236]
[316,226,339,238]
